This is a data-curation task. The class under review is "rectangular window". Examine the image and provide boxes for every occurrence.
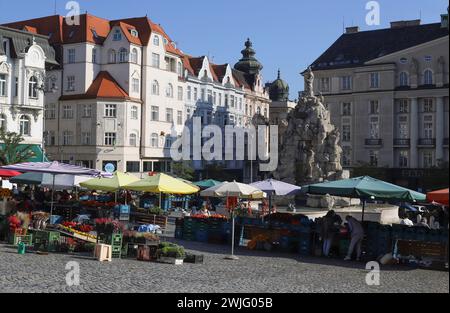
[187,86,192,100]
[423,99,434,113]
[62,105,74,119]
[342,147,352,166]
[68,48,75,63]
[230,95,235,108]
[166,108,173,123]
[152,53,160,68]
[45,104,56,119]
[177,110,183,125]
[14,77,18,97]
[341,76,352,90]
[225,94,229,107]
[369,150,379,167]
[0,74,7,96]
[201,89,205,102]
[132,78,140,93]
[177,86,183,101]
[151,106,159,121]
[104,104,117,118]
[207,90,213,103]
[320,77,330,92]
[81,132,91,145]
[342,124,351,142]
[370,72,379,88]
[67,76,75,91]
[423,116,433,139]
[398,116,409,139]
[398,99,409,113]
[370,100,379,115]
[126,161,140,173]
[104,132,116,146]
[369,116,380,139]
[194,88,198,101]
[219,93,222,106]
[213,92,217,105]
[399,150,409,168]
[92,48,97,64]
[63,131,73,146]
[423,151,433,168]
[342,102,352,116]
[82,104,92,118]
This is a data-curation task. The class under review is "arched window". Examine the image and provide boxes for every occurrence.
[153,35,160,46]
[130,48,138,63]
[166,83,174,98]
[19,115,30,136]
[256,106,261,115]
[118,48,128,63]
[151,133,159,147]
[264,108,268,117]
[423,69,433,85]
[28,76,38,98]
[165,136,173,149]
[108,49,116,63]
[0,114,6,131]
[129,133,137,146]
[399,72,409,87]
[177,62,183,76]
[152,80,159,95]
[131,106,138,119]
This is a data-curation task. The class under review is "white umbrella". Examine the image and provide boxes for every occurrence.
[201,181,266,260]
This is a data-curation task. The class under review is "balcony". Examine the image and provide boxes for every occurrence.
[365,139,383,146]
[444,138,449,147]
[393,139,410,147]
[418,138,436,147]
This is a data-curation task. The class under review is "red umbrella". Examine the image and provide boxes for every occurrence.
[0,169,22,178]
[427,188,449,206]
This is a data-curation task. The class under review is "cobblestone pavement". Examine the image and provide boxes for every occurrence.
[0,241,448,293]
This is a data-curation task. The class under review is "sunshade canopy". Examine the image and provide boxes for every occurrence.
[194,179,223,189]
[201,181,266,199]
[10,172,91,189]
[1,161,107,176]
[427,188,449,206]
[250,179,301,196]
[302,176,426,202]
[124,173,200,195]
[80,171,140,192]
[0,169,22,178]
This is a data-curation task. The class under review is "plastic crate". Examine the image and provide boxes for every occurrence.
[14,234,33,247]
[175,228,183,239]
[195,230,209,243]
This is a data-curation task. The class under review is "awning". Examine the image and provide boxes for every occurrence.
[0,144,49,163]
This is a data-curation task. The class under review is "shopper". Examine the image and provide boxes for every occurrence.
[416,217,431,229]
[320,210,342,257]
[344,216,364,261]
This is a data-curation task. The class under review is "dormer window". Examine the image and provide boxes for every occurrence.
[163,38,168,45]
[113,29,122,41]
[130,29,139,37]
[91,29,98,39]
[153,35,160,46]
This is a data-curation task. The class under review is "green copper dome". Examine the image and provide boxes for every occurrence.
[234,38,263,75]
[269,70,289,102]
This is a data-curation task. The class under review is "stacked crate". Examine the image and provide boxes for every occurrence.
[174,218,184,239]
[195,218,209,243]
[207,218,225,244]
[110,233,123,258]
[298,226,313,256]
[33,230,61,252]
[182,217,196,241]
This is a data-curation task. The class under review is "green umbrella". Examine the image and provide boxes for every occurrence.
[194,179,222,189]
[302,176,426,221]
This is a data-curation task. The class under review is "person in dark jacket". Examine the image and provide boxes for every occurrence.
[320,210,342,257]
[344,216,365,261]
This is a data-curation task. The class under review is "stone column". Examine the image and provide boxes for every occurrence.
[410,97,419,168]
[435,97,445,163]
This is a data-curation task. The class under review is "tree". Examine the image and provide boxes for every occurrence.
[171,161,195,181]
[0,130,36,166]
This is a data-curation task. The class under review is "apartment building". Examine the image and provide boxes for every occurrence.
[3,16,271,179]
[0,25,58,161]
[309,13,449,189]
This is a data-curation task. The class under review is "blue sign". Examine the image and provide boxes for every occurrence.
[104,163,115,173]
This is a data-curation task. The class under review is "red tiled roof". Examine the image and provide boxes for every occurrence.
[110,21,142,45]
[3,15,64,44]
[22,25,37,34]
[211,64,228,83]
[60,71,130,101]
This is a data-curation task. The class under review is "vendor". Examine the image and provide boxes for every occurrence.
[198,201,211,217]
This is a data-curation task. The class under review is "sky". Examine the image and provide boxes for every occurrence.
[0,0,448,98]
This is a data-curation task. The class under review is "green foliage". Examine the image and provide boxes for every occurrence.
[172,161,195,181]
[149,206,164,216]
[0,130,36,166]
[157,242,185,259]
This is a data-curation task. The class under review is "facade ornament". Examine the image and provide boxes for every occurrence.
[409,57,419,75]
[303,66,315,98]
[0,61,10,74]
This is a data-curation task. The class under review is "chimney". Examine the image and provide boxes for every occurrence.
[345,26,359,34]
[390,19,421,28]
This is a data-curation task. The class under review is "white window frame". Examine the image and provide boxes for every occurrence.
[62,105,74,119]
[68,48,76,64]
[104,104,117,118]
[370,72,380,88]
[129,133,137,147]
[152,53,160,68]
[132,78,140,93]
[0,74,6,96]
[423,69,434,85]
[29,76,38,98]
[151,133,159,147]
[66,76,75,91]
[151,106,159,121]
[104,132,117,146]
[118,48,128,63]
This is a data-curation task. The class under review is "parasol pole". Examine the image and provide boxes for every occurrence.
[50,174,55,224]
[225,191,239,261]
[361,198,366,223]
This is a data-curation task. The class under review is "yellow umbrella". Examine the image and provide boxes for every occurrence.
[80,171,140,192]
[124,173,200,194]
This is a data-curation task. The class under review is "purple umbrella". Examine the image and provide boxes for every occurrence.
[1,161,111,221]
[250,179,301,215]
